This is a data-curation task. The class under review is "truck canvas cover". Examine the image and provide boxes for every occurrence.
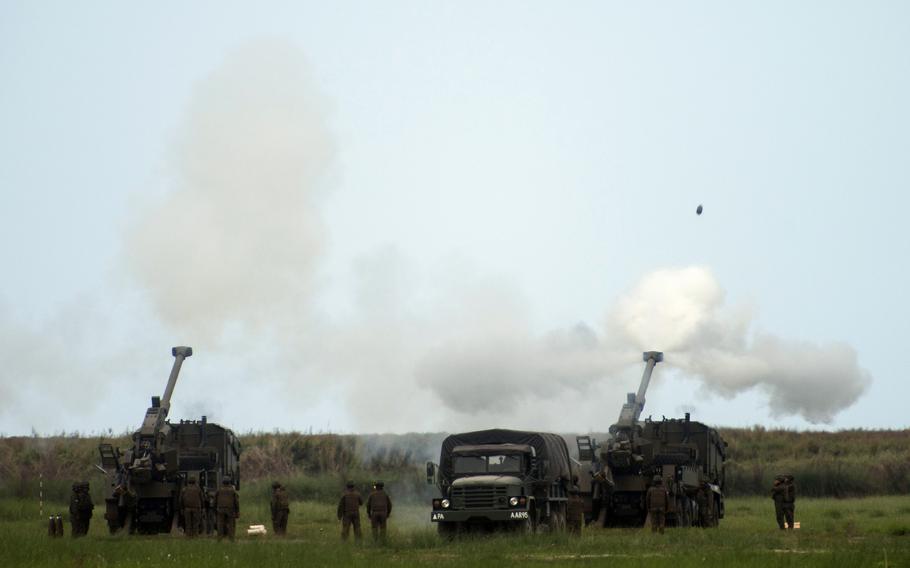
[439,429,573,484]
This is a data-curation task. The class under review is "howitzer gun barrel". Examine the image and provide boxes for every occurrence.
[161,346,192,413]
[635,351,663,403]
[614,351,663,429]
[138,346,193,437]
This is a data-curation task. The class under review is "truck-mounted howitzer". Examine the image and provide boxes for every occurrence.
[97,346,241,535]
[576,351,727,528]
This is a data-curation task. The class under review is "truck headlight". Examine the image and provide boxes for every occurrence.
[441,499,450,509]
[509,497,519,507]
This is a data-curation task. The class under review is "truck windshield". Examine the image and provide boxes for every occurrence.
[453,454,522,474]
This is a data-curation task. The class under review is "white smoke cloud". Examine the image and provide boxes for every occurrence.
[416,266,871,425]
[116,43,869,431]
[126,40,333,339]
[0,298,166,431]
[609,266,872,423]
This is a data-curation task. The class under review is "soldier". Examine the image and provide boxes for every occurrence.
[366,481,392,541]
[566,486,585,535]
[214,477,240,541]
[270,481,290,536]
[69,482,93,537]
[337,480,363,541]
[179,477,204,538]
[771,476,787,529]
[106,483,129,534]
[695,483,709,528]
[69,482,82,536]
[782,474,796,530]
[645,475,668,534]
[698,481,716,528]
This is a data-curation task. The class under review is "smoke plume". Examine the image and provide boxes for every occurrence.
[610,266,871,423]
[12,42,863,434]
[126,40,333,339]
[122,42,869,427]
[416,266,871,425]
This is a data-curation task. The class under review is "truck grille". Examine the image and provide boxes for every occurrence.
[452,486,508,509]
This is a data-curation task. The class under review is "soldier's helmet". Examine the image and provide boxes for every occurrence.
[374,481,384,489]
[222,477,232,485]
[346,480,355,489]
[272,481,281,489]
[187,477,196,485]
[72,482,80,490]
[652,475,662,484]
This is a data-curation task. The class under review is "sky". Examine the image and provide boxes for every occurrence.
[1,1,908,436]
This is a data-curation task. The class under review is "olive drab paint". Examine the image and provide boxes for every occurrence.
[96,347,241,535]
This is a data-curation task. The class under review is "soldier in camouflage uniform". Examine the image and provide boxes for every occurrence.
[566,486,585,535]
[698,481,716,527]
[215,477,240,541]
[337,481,363,541]
[645,476,668,534]
[107,482,138,534]
[179,477,204,537]
[771,476,787,529]
[69,482,93,537]
[782,475,796,530]
[366,481,392,541]
[270,481,290,536]
[696,483,709,528]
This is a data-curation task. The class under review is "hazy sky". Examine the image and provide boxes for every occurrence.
[2,1,908,435]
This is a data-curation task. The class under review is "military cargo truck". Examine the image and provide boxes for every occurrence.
[426,429,577,534]
[97,347,241,534]
[576,351,727,527]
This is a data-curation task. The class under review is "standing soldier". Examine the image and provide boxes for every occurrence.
[69,482,94,537]
[566,486,585,535]
[696,483,709,528]
[270,481,290,536]
[782,474,796,530]
[366,481,392,541]
[337,480,363,541]
[179,477,204,538]
[215,477,240,541]
[771,476,787,529]
[69,482,82,536]
[698,481,716,527]
[645,475,668,534]
[106,482,137,534]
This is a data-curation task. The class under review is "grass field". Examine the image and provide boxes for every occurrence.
[1,496,908,567]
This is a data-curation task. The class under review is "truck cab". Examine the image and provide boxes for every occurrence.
[429,430,574,534]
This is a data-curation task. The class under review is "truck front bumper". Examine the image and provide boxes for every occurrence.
[430,508,529,523]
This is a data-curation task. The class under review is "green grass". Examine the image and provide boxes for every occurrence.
[1,496,909,567]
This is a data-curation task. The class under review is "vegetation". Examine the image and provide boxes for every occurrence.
[0,496,908,567]
[720,427,910,497]
[2,428,909,503]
